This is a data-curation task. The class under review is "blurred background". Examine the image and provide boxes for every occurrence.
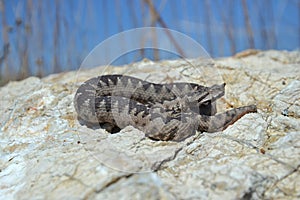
[0,0,299,86]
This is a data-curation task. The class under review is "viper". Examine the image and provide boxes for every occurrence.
[74,75,257,141]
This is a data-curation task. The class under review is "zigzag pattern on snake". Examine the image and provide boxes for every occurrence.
[74,75,257,141]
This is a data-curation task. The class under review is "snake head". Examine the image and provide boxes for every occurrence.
[198,83,225,104]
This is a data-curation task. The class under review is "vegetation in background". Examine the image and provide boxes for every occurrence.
[0,0,299,86]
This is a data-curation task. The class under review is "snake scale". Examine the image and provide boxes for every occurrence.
[74,75,257,141]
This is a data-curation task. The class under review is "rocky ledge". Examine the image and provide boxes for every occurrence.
[0,50,299,199]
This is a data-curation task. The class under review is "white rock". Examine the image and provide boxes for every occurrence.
[0,50,299,199]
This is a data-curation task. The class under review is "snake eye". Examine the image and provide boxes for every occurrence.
[201,100,210,105]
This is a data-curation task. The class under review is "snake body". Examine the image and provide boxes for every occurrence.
[74,75,257,141]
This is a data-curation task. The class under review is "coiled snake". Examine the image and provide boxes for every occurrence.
[74,75,257,141]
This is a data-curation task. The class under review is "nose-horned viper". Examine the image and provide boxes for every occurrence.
[74,75,257,141]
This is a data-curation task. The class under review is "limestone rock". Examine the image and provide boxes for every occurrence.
[0,50,299,199]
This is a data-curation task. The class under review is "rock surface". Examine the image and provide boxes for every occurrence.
[0,50,299,199]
